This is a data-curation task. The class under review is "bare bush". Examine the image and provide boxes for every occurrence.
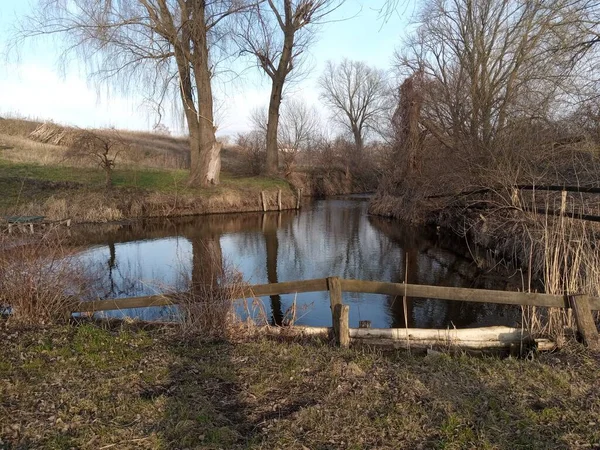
[236,130,266,175]
[174,260,248,339]
[0,236,91,326]
[68,130,128,188]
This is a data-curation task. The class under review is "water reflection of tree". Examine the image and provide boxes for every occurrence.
[74,202,521,328]
[263,214,284,325]
[369,216,521,329]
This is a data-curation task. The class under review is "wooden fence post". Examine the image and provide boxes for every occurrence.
[277,189,282,211]
[260,191,267,212]
[333,304,350,348]
[327,276,343,344]
[569,295,600,351]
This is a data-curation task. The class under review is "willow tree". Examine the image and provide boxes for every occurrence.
[17,0,253,187]
[235,0,344,175]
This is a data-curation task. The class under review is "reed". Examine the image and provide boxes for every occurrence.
[520,199,600,342]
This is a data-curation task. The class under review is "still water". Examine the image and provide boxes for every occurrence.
[76,197,522,328]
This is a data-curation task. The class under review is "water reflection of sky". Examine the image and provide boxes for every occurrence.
[77,200,521,328]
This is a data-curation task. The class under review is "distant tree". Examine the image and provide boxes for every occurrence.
[16,0,256,187]
[235,0,344,175]
[248,99,320,174]
[319,59,390,152]
[68,130,127,188]
[152,123,171,136]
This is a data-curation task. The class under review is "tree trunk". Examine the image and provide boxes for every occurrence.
[176,4,220,188]
[266,80,284,175]
[105,168,112,189]
[351,123,363,152]
[265,18,295,176]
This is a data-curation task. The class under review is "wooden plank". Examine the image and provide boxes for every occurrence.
[568,295,600,351]
[333,304,350,348]
[241,278,328,297]
[73,279,329,313]
[76,294,175,313]
[340,279,568,308]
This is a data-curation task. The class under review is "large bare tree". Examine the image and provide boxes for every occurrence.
[396,0,583,156]
[16,0,253,187]
[319,59,390,152]
[236,0,344,175]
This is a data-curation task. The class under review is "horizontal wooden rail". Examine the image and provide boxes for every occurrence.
[340,279,570,308]
[242,278,328,297]
[75,277,600,313]
[76,294,177,313]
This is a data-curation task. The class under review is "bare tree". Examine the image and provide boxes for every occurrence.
[68,130,127,188]
[15,0,254,187]
[249,99,320,174]
[319,59,390,152]
[279,99,320,173]
[235,0,344,175]
[396,0,583,157]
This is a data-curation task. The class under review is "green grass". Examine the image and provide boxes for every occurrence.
[0,157,291,217]
[0,158,287,192]
[1,322,600,449]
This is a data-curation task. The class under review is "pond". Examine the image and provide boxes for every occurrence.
[75,197,522,329]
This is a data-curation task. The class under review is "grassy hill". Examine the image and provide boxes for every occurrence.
[0,117,292,222]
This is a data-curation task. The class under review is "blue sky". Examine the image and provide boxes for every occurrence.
[0,0,416,137]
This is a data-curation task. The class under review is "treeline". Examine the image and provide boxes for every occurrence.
[373,0,600,221]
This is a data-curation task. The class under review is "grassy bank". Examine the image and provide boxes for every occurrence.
[0,158,293,223]
[0,117,298,222]
[1,322,599,449]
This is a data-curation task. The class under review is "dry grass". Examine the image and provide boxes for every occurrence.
[0,234,92,325]
[174,261,249,339]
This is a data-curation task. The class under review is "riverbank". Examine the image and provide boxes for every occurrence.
[0,158,296,223]
[1,321,599,449]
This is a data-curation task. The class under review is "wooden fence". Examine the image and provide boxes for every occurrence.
[74,277,600,351]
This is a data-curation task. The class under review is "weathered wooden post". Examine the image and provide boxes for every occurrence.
[277,189,282,211]
[560,190,567,216]
[296,188,302,210]
[334,304,350,348]
[568,295,600,351]
[327,276,349,347]
[260,191,267,212]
